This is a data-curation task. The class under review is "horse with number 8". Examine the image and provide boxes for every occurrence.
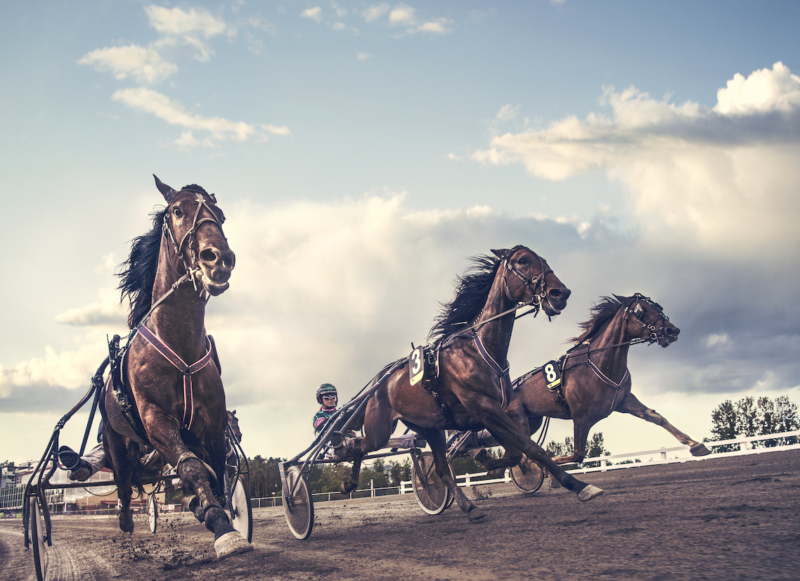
[469,294,710,482]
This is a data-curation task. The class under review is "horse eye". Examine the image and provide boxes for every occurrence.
[173,206,183,218]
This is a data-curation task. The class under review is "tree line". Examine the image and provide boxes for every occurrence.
[707,395,799,452]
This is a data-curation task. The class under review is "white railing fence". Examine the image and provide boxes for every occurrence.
[247,429,800,508]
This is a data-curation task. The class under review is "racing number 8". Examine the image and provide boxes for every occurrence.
[544,363,557,383]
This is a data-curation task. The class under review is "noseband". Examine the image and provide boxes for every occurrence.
[162,192,227,292]
[624,293,670,343]
[501,251,553,314]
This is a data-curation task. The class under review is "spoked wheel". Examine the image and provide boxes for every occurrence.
[228,476,253,543]
[412,451,453,515]
[511,456,545,495]
[283,466,314,540]
[148,494,158,534]
[30,497,48,581]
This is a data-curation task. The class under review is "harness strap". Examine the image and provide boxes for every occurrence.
[471,332,511,410]
[137,326,214,431]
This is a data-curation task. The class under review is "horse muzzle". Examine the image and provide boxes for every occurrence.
[542,287,571,317]
[197,244,235,296]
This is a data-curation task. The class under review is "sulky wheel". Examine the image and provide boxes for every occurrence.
[148,493,158,534]
[511,456,545,495]
[30,497,48,581]
[412,451,452,515]
[283,466,314,540]
[228,476,253,543]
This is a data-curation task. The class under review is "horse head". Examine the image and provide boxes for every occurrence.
[491,246,571,317]
[154,175,235,297]
[620,294,679,348]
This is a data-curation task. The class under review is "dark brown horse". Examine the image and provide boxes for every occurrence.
[471,294,709,477]
[100,176,251,559]
[341,246,603,520]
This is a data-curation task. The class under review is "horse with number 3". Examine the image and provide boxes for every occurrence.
[339,246,604,521]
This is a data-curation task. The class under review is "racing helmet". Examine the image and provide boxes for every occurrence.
[316,383,338,405]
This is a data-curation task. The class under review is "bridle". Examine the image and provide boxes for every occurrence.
[501,248,554,315]
[623,293,670,344]
[162,191,228,292]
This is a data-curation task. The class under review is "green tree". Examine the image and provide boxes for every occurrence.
[388,458,411,487]
[708,400,738,452]
[358,459,389,490]
[708,396,799,452]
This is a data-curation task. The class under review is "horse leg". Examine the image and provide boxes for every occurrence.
[340,386,396,494]
[142,408,251,559]
[617,392,711,456]
[340,452,363,494]
[417,427,485,521]
[104,426,137,533]
[468,398,603,502]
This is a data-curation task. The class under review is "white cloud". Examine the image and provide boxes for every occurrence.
[54,288,126,327]
[301,7,323,22]
[175,130,202,148]
[363,4,389,22]
[332,22,346,31]
[1,338,114,392]
[78,45,178,83]
[706,333,731,348]
[413,19,452,34]
[471,62,800,257]
[111,88,288,145]
[181,35,215,62]
[495,104,519,122]
[145,5,228,38]
[715,62,800,115]
[262,124,292,136]
[389,4,415,25]
[357,52,373,61]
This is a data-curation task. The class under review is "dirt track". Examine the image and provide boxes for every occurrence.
[2,449,800,581]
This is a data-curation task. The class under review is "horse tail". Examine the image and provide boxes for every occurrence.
[127,441,146,497]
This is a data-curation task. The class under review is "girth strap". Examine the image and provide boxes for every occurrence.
[137,325,214,431]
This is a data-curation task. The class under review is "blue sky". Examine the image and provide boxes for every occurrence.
[2,1,800,464]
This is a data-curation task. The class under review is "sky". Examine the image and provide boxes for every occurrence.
[2,1,800,467]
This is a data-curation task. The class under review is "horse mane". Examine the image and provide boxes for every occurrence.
[181,184,208,195]
[118,208,167,329]
[428,254,504,341]
[570,295,633,344]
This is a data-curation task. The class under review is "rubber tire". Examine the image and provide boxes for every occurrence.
[511,456,545,495]
[31,497,47,581]
[148,494,158,534]
[412,451,452,515]
[283,467,314,540]
[229,477,253,543]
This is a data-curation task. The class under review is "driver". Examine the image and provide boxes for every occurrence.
[313,383,355,437]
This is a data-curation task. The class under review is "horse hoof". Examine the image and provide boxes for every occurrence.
[577,484,604,502]
[214,531,253,560]
[119,515,134,533]
[467,508,486,522]
[690,443,711,457]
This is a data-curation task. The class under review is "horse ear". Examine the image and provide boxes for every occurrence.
[153,174,178,204]
[491,248,513,260]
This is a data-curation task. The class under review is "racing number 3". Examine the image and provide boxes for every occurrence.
[409,346,425,386]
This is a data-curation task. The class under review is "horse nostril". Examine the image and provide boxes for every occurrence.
[549,288,571,301]
[666,327,680,337]
[222,250,235,269]
[199,248,218,263]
